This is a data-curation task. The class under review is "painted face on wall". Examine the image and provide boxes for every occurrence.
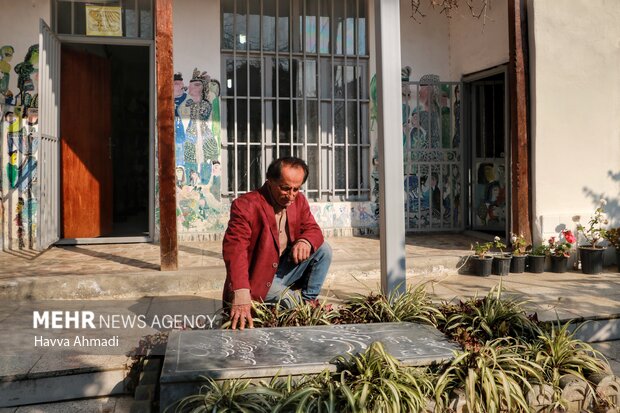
[174,80,186,98]
[188,80,203,101]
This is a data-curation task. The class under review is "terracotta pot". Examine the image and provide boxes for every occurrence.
[579,246,606,275]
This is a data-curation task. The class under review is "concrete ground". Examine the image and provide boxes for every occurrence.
[0,234,619,411]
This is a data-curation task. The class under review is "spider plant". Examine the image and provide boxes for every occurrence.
[434,337,543,413]
[253,293,340,327]
[168,376,282,413]
[336,283,444,327]
[438,285,540,349]
[335,341,436,413]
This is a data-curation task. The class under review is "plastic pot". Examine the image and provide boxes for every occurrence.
[473,256,493,277]
[528,255,546,273]
[492,254,512,276]
[550,255,568,273]
[579,246,605,275]
[510,255,527,273]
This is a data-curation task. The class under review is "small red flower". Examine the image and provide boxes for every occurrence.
[563,230,576,244]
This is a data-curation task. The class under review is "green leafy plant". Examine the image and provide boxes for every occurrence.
[510,233,527,256]
[548,229,576,258]
[434,338,543,413]
[335,341,436,413]
[336,284,444,327]
[251,293,340,328]
[604,227,620,250]
[530,244,549,256]
[437,285,540,350]
[471,241,493,259]
[493,236,507,255]
[577,199,609,247]
[169,376,281,413]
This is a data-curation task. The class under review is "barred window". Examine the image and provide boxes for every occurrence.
[221,0,370,201]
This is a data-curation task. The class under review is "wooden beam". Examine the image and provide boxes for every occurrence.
[508,0,532,244]
[155,0,178,271]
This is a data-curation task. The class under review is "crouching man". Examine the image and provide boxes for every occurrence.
[222,156,332,330]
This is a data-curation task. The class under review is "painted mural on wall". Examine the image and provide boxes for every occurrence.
[473,161,506,229]
[1,44,39,250]
[172,68,227,232]
[369,67,463,231]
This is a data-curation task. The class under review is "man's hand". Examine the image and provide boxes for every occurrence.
[230,289,254,330]
[291,239,311,264]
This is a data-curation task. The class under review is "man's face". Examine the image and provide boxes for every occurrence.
[268,164,305,209]
[173,80,185,97]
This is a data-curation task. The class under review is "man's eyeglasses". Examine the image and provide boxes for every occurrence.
[278,184,301,194]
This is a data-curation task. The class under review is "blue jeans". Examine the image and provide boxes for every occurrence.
[265,242,332,305]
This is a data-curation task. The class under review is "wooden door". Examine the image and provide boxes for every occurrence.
[61,46,113,238]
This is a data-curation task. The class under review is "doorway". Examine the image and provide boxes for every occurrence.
[60,43,150,241]
[464,68,509,237]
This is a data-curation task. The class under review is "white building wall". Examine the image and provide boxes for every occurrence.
[399,1,450,81]
[529,0,620,244]
[448,0,509,79]
[173,0,220,80]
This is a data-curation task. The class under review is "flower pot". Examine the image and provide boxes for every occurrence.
[492,254,512,276]
[528,255,546,273]
[473,256,493,277]
[550,255,568,273]
[510,255,527,273]
[579,246,606,275]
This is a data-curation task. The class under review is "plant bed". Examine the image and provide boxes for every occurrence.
[168,286,615,413]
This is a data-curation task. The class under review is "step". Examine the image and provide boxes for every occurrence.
[0,355,130,408]
[0,254,463,301]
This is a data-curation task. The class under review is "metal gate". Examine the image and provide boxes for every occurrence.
[402,80,464,232]
[37,19,61,250]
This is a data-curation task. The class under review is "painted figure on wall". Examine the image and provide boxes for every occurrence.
[0,45,15,102]
[475,162,506,227]
[172,68,223,232]
[14,45,39,110]
[2,44,40,250]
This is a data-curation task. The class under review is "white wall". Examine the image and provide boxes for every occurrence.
[530,0,620,242]
[449,0,509,79]
[399,1,450,81]
[172,0,221,81]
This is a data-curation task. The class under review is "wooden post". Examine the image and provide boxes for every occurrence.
[508,0,532,244]
[155,0,178,271]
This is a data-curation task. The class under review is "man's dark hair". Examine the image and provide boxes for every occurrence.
[266,157,309,184]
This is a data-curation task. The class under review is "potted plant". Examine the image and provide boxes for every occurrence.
[528,244,548,273]
[577,199,608,274]
[509,233,527,273]
[471,241,493,276]
[491,236,511,276]
[603,227,620,273]
[547,230,575,273]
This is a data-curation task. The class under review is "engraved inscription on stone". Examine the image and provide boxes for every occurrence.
[161,322,459,381]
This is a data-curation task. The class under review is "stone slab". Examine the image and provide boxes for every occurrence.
[160,322,459,412]
[161,322,459,383]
